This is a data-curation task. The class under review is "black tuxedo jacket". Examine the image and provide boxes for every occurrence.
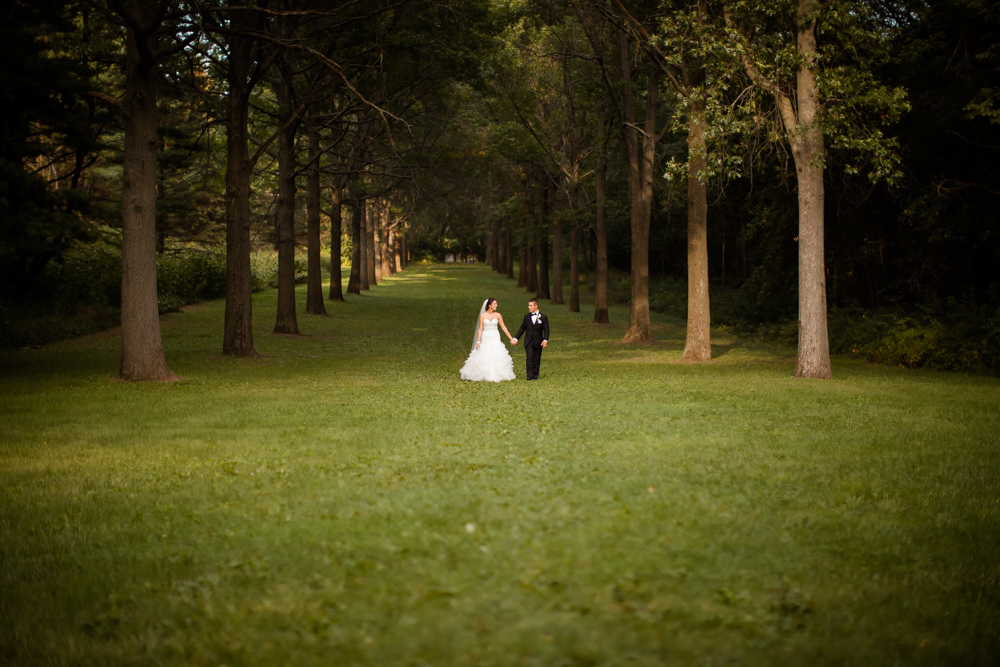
[515,312,550,348]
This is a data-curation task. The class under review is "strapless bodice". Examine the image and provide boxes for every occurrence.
[483,318,499,330]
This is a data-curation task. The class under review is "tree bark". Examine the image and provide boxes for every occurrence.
[373,201,383,283]
[394,226,403,272]
[347,196,363,294]
[537,183,550,300]
[305,123,326,315]
[380,202,392,279]
[328,179,344,301]
[358,197,369,290]
[365,201,376,287]
[537,236,550,300]
[221,7,262,357]
[569,185,580,313]
[272,38,299,335]
[552,213,564,304]
[619,31,656,343]
[525,187,538,292]
[387,224,396,275]
[496,218,506,274]
[517,197,528,287]
[118,6,177,381]
[486,221,494,267]
[594,115,609,324]
[682,102,711,361]
[505,225,514,279]
[792,0,832,379]
[526,241,537,292]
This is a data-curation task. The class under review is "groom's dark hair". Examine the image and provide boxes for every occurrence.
[528,298,539,306]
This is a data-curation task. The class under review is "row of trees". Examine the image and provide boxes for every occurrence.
[3,0,494,379]
[437,0,908,378]
[3,0,998,379]
[437,0,997,378]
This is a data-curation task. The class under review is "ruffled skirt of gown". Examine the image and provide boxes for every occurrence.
[460,326,515,382]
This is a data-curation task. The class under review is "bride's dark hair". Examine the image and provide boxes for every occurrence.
[485,297,496,310]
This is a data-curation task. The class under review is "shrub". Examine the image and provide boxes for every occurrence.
[249,251,307,292]
[2,244,311,349]
[829,300,1000,374]
[645,274,999,374]
[156,251,227,312]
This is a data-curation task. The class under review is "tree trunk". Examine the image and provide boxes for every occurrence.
[496,218,506,274]
[347,197,363,294]
[594,116,609,324]
[569,190,580,312]
[619,31,656,342]
[358,198,370,290]
[380,202,392,279]
[792,0,832,379]
[525,188,538,292]
[272,66,299,335]
[537,184,550,300]
[373,202,383,283]
[395,227,403,272]
[682,102,710,361]
[551,216,564,304]
[222,12,260,357]
[505,225,514,279]
[328,179,344,301]
[486,222,494,267]
[537,236,550,300]
[517,198,528,287]
[305,123,326,315]
[118,12,176,381]
[526,241,537,292]
[365,202,376,287]
[387,225,396,275]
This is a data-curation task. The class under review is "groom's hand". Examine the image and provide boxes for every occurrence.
[541,340,548,348]
[510,338,517,346]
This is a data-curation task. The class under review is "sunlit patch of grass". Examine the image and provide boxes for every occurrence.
[1,263,999,665]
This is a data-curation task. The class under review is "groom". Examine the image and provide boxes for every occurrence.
[511,298,549,380]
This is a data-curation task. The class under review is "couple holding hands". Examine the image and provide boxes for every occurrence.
[459,298,549,383]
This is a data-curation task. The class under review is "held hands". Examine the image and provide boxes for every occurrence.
[510,338,517,346]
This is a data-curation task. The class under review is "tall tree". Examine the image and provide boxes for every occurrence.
[201,1,280,357]
[327,174,346,301]
[617,27,661,343]
[305,121,327,315]
[270,9,303,335]
[112,0,185,381]
[725,0,906,378]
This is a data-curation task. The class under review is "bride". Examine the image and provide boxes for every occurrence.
[460,298,516,382]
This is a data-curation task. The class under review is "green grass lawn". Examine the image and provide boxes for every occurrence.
[1,263,998,665]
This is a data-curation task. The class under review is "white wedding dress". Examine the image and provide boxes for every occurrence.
[460,318,516,382]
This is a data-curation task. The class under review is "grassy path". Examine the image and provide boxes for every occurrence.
[1,263,998,665]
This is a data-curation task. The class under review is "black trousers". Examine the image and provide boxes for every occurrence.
[525,343,542,379]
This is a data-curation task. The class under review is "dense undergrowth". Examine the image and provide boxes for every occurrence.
[633,275,1000,374]
[0,243,308,349]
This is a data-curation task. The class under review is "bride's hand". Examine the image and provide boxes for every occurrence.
[475,342,481,349]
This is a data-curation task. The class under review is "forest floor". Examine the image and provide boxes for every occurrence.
[1,263,998,665]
